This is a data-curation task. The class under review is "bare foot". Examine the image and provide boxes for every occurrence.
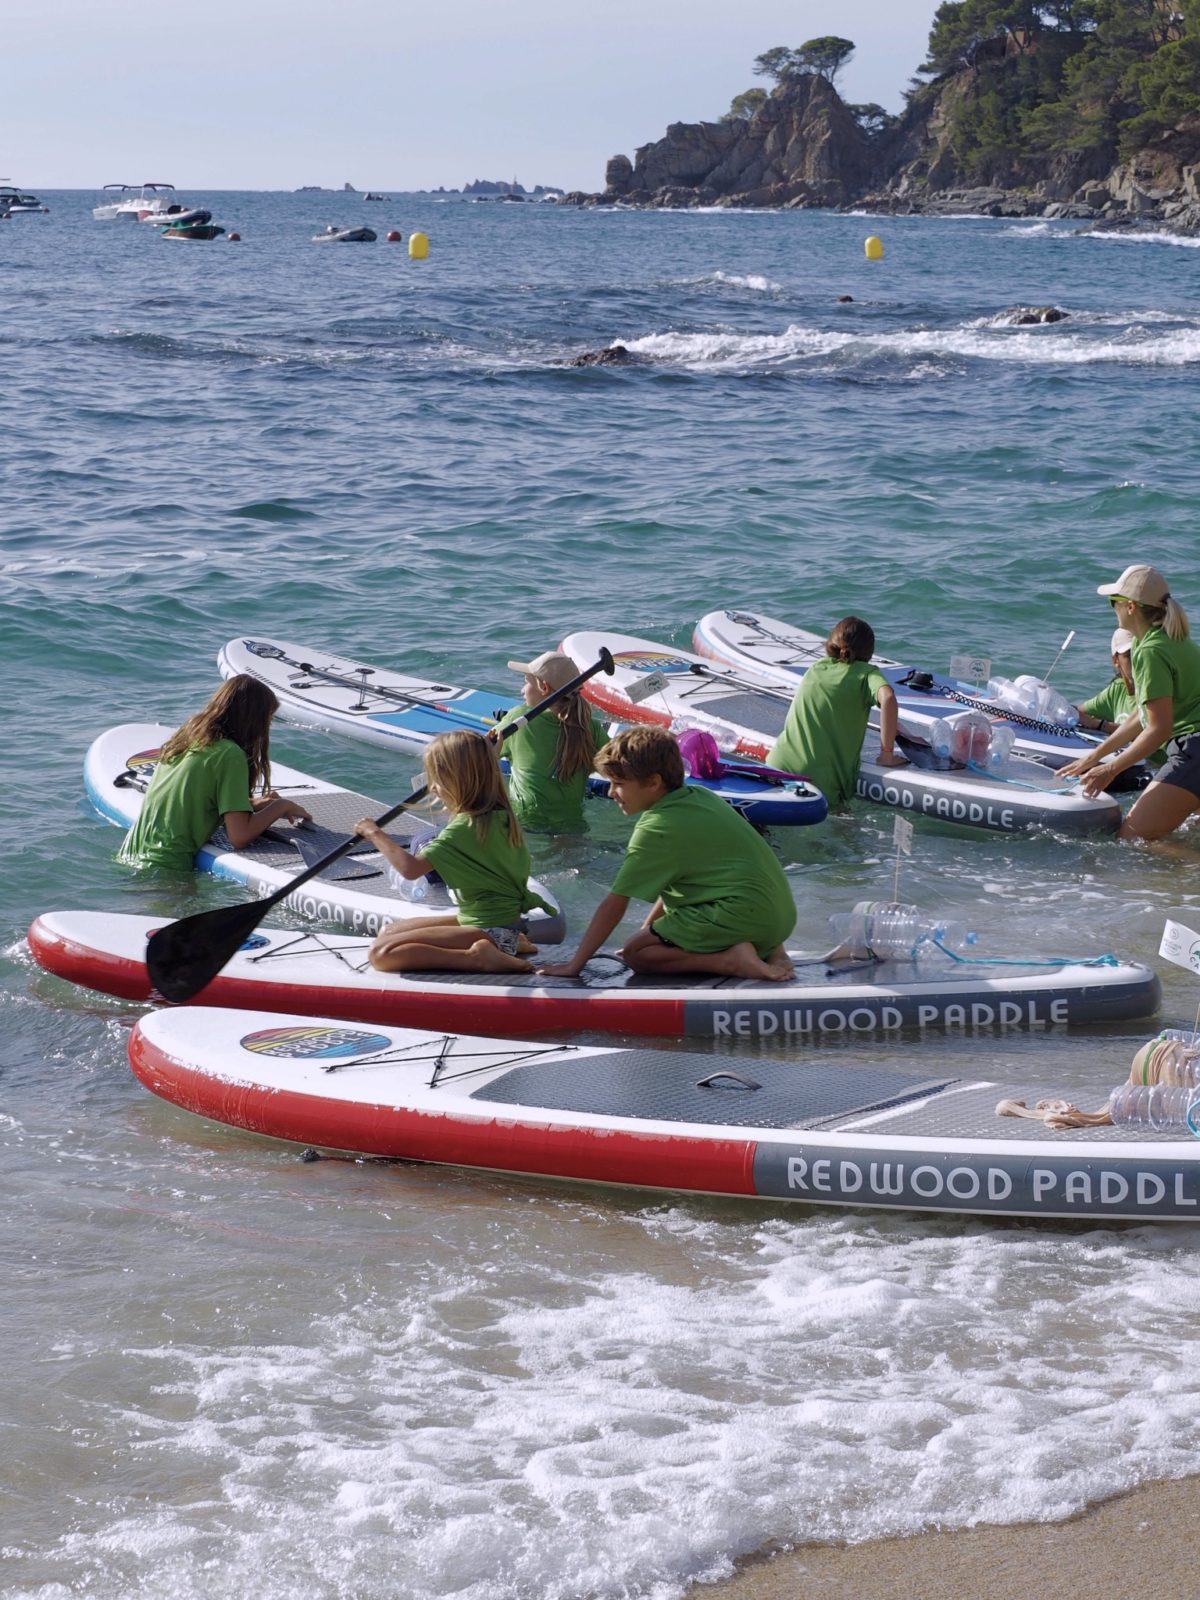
[470,938,534,974]
[515,933,539,955]
[764,942,795,981]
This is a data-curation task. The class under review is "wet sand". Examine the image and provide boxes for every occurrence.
[704,1476,1200,1599]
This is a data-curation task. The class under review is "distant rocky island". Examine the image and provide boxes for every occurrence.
[560,6,1200,234]
[295,179,564,198]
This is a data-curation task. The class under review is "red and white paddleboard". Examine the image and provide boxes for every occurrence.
[28,910,1161,1042]
[126,1005,1200,1223]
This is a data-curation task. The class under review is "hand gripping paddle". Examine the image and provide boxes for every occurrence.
[146,649,615,1001]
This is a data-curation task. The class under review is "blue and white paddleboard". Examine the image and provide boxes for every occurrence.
[218,635,826,828]
[83,723,567,942]
[562,627,1123,837]
[692,608,1136,774]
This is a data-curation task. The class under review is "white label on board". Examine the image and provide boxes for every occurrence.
[893,816,914,855]
[950,654,991,683]
[1160,916,1200,976]
[627,671,669,703]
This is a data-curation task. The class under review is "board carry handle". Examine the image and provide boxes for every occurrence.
[145,649,615,1003]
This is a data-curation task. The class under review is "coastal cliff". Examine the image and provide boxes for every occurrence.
[562,7,1200,233]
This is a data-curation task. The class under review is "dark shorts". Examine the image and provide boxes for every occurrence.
[1155,733,1200,799]
[484,924,525,956]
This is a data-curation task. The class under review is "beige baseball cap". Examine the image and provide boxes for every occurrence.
[507,650,579,689]
[1096,564,1170,605]
[1110,628,1135,654]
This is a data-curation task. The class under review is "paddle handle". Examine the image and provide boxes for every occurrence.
[245,648,615,916]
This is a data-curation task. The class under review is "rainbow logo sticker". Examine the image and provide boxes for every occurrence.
[126,747,161,768]
[240,1025,394,1059]
[613,651,693,675]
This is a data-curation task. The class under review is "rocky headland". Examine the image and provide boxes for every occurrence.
[559,15,1200,235]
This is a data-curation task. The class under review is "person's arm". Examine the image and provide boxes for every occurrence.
[875,683,906,766]
[1069,699,1173,795]
[540,892,630,977]
[353,816,431,879]
[223,795,312,848]
[1059,707,1146,778]
[641,895,665,928]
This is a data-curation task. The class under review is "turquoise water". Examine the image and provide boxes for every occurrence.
[4,191,1200,1598]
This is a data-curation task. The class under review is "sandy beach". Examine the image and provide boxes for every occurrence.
[706,1476,1200,1599]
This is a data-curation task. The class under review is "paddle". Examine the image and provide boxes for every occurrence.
[146,648,615,1002]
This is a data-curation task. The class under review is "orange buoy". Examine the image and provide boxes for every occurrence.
[386,230,402,242]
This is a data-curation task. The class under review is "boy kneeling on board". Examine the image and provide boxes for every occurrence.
[540,726,797,982]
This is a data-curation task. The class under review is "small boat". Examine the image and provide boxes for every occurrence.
[312,224,377,242]
[0,184,49,214]
[93,182,179,221]
[363,192,388,202]
[160,220,225,240]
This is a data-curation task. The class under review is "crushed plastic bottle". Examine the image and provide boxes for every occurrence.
[924,712,1007,769]
[828,900,979,960]
[986,674,1079,729]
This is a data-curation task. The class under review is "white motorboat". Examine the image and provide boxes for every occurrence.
[0,184,49,214]
[92,182,180,221]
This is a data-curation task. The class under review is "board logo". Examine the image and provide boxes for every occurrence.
[614,651,692,675]
[126,748,161,768]
[240,1025,394,1059]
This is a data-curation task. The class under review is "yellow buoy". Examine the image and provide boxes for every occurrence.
[408,230,429,260]
[864,234,884,260]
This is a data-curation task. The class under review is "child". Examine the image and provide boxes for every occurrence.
[494,650,608,833]
[539,726,797,981]
[766,615,904,807]
[119,675,313,872]
[354,728,555,973]
[1076,627,1136,735]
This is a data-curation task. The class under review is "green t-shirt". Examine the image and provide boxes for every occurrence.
[611,783,796,958]
[766,657,888,807]
[1132,627,1200,739]
[422,810,553,928]
[1080,678,1137,727]
[496,702,608,834]
[119,739,254,872]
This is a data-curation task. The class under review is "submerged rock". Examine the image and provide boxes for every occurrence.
[1000,305,1069,325]
[567,344,636,367]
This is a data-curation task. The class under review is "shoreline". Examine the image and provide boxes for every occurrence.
[700,1475,1200,1599]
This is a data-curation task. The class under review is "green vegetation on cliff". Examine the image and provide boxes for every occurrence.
[916,0,1200,176]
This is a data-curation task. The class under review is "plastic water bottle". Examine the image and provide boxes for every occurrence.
[948,711,993,765]
[828,901,978,960]
[928,718,953,762]
[986,725,1016,773]
[1108,1083,1200,1131]
[986,674,1079,730]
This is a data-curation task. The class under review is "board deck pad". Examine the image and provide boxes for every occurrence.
[475,1055,959,1127]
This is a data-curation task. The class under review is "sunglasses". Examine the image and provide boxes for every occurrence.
[1109,595,1131,608]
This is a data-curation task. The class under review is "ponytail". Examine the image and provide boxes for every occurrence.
[552,691,599,782]
[1134,596,1190,640]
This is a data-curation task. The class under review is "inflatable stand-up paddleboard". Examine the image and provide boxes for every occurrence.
[84,724,566,943]
[560,629,1122,837]
[693,608,1145,785]
[127,1005,1200,1223]
[219,635,826,828]
[29,911,1160,1039]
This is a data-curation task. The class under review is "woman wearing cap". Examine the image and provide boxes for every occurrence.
[494,651,609,833]
[1060,564,1200,841]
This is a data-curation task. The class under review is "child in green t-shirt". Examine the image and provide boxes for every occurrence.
[540,726,797,982]
[1076,627,1137,734]
[495,650,608,833]
[119,675,313,872]
[766,615,905,807]
[354,729,553,974]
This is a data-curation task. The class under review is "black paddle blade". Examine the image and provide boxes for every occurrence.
[146,900,273,1002]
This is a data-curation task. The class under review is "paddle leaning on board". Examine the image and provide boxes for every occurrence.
[147,650,616,1002]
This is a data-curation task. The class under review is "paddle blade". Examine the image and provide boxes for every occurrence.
[146,900,272,1002]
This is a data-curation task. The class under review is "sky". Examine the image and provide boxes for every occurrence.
[9,0,938,192]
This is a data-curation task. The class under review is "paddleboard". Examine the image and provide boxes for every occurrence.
[83,724,567,943]
[219,634,826,828]
[29,910,1160,1039]
[560,629,1122,836]
[693,608,1146,784]
[128,1005,1200,1222]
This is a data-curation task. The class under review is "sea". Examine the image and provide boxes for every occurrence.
[3,189,1200,1600]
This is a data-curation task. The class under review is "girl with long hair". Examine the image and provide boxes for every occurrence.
[494,651,607,832]
[119,675,312,871]
[354,728,554,972]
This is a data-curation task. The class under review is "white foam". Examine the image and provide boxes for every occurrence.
[621,319,1200,369]
[12,1210,1200,1599]
[675,271,781,292]
[1084,229,1200,249]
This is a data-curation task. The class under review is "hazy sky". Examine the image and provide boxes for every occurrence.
[11,0,937,192]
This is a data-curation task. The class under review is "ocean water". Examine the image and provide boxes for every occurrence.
[3,189,1200,1598]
